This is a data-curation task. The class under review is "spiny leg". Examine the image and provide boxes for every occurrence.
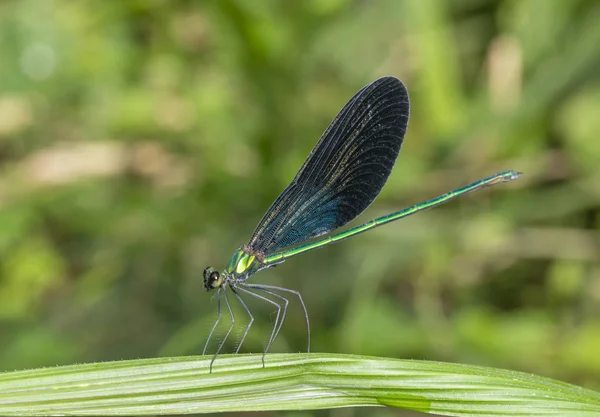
[229,286,254,354]
[235,285,282,367]
[210,286,234,372]
[244,283,311,353]
[242,286,289,361]
[203,288,222,356]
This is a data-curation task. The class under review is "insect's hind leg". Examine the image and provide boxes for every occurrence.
[241,286,289,361]
[243,283,310,353]
[235,285,283,367]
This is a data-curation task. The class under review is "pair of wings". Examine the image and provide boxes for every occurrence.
[247,76,410,256]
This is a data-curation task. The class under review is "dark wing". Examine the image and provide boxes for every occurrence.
[247,76,410,255]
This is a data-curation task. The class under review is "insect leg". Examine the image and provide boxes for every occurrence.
[244,283,310,353]
[203,287,222,356]
[235,285,282,367]
[229,286,254,354]
[209,286,234,372]
[240,286,289,361]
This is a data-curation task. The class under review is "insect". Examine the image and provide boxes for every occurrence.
[203,76,520,371]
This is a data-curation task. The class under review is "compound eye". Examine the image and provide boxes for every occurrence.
[203,269,223,291]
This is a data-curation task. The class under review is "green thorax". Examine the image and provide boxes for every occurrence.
[226,247,263,279]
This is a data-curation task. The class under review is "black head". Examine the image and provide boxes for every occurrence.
[203,267,223,291]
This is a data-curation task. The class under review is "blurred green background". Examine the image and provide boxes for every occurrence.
[1,0,600,416]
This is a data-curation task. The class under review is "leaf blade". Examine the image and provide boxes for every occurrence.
[0,353,598,416]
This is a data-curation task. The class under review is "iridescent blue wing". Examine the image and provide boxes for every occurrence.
[247,76,410,255]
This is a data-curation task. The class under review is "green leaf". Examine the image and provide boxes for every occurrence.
[0,353,598,416]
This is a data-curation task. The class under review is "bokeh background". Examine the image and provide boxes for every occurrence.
[1,0,600,416]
